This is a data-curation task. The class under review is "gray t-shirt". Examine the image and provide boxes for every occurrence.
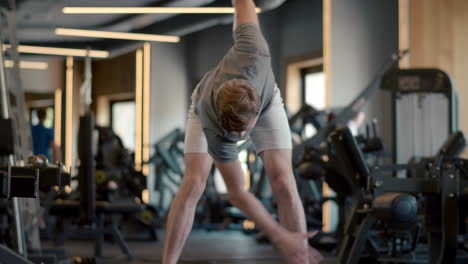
[195,23,275,162]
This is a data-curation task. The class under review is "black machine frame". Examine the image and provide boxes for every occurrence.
[328,126,468,264]
[381,68,459,163]
[291,66,467,263]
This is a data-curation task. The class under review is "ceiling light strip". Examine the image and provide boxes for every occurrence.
[54,89,62,147]
[142,42,151,176]
[134,49,143,171]
[65,56,74,173]
[4,60,48,70]
[63,7,261,14]
[3,44,109,58]
[55,28,180,43]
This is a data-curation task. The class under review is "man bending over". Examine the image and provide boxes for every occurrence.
[162,1,324,263]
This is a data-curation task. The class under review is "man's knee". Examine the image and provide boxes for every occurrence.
[227,188,248,208]
[179,153,212,203]
[260,150,297,199]
[179,174,207,202]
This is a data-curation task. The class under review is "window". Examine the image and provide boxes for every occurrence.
[285,55,324,114]
[301,66,326,138]
[302,66,326,109]
[30,107,54,128]
[111,100,136,151]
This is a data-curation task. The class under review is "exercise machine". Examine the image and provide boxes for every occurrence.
[328,126,467,263]
[381,68,459,164]
[292,49,409,166]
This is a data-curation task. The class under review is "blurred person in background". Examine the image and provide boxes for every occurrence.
[31,108,61,163]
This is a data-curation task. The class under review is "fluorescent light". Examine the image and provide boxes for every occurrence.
[63,7,262,14]
[55,28,180,43]
[142,43,150,176]
[142,189,149,204]
[3,44,109,58]
[65,57,73,173]
[135,49,143,171]
[4,60,48,70]
[54,89,62,147]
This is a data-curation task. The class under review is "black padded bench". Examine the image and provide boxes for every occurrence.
[49,114,145,260]
[50,200,144,260]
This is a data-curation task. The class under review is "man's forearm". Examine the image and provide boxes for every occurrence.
[215,160,288,242]
[232,0,259,30]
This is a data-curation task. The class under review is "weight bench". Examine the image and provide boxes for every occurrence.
[50,200,143,260]
[48,113,144,260]
[328,127,418,263]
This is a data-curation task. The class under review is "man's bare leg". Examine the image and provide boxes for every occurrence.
[162,153,213,264]
[215,159,315,264]
[261,149,324,263]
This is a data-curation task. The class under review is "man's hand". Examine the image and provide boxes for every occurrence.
[308,245,324,264]
[272,231,324,264]
[232,0,259,31]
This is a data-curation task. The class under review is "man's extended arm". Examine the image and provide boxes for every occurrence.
[232,0,259,31]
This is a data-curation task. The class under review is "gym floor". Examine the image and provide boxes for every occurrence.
[46,230,288,264]
[47,229,336,263]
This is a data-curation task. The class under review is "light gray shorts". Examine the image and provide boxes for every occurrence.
[184,85,292,155]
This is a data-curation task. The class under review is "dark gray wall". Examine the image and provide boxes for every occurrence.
[329,0,398,150]
[150,41,188,143]
[149,41,188,204]
[185,0,323,96]
[277,0,323,87]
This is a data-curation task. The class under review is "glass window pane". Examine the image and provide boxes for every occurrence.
[44,108,54,128]
[305,72,326,110]
[31,107,54,128]
[31,110,39,126]
[303,71,325,138]
[112,101,136,151]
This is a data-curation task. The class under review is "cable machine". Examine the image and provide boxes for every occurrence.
[381,68,459,164]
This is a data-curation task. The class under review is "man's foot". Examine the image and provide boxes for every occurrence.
[273,231,317,264]
[308,245,324,264]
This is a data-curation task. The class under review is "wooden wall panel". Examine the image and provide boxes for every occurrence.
[407,0,468,157]
[92,52,136,98]
[453,0,468,158]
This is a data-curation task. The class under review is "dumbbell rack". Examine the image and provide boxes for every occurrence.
[0,1,43,263]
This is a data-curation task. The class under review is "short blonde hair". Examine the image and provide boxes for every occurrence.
[216,79,260,132]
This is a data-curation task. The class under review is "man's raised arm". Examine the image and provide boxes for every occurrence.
[232,0,259,31]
